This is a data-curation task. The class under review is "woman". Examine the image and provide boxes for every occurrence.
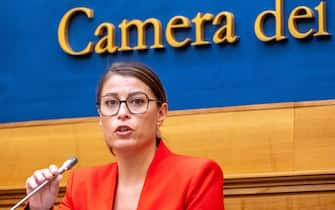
[25,62,224,210]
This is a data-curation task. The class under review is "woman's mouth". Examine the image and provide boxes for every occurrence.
[115,125,133,136]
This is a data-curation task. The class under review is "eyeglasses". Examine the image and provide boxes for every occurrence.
[97,92,161,117]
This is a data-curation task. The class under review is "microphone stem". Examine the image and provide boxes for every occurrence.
[10,173,59,210]
[10,157,77,210]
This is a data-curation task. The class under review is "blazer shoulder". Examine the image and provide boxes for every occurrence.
[181,156,224,210]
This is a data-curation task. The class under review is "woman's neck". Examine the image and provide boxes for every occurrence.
[115,141,157,185]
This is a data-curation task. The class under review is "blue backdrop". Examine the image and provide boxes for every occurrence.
[1,0,334,123]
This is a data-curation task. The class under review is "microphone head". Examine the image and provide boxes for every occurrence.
[58,156,78,174]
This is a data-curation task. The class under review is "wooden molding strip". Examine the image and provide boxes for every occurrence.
[224,170,335,196]
[1,99,335,129]
[0,188,65,208]
[1,171,335,207]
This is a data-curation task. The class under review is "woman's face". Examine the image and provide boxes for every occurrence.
[98,74,167,154]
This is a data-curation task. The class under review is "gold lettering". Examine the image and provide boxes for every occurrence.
[254,0,287,42]
[191,12,213,46]
[58,7,94,55]
[288,7,314,39]
[212,12,239,44]
[94,23,118,54]
[314,1,331,37]
[165,16,192,48]
[118,18,164,51]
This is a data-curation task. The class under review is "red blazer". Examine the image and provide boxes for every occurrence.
[59,141,224,210]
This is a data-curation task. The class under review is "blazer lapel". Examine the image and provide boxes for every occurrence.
[92,164,118,210]
[136,141,172,210]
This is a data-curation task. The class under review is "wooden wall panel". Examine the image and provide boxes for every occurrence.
[294,104,335,170]
[0,121,113,189]
[1,100,335,209]
[163,108,294,174]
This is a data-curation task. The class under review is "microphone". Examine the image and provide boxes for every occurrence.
[10,157,78,210]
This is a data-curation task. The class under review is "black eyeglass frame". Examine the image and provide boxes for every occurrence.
[96,92,161,117]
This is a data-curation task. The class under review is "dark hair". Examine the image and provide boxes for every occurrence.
[96,61,167,107]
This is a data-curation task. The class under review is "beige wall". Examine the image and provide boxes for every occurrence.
[1,100,335,209]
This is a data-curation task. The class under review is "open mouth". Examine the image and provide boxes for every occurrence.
[115,125,133,135]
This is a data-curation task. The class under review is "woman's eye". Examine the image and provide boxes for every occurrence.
[130,98,145,105]
[105,99,118,107]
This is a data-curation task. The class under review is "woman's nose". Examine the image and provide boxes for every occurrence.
[117,101,131,119]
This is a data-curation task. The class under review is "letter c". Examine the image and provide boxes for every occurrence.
[58,7,94,55]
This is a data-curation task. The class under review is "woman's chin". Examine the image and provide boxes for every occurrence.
[109,139,138,151]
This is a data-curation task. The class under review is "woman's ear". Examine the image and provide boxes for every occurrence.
[97,108,104,126]
[98,111,103,126]
[157,103,168,127]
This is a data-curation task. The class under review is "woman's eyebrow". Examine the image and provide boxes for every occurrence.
[101,92,118,98]
[102,91,146,98]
